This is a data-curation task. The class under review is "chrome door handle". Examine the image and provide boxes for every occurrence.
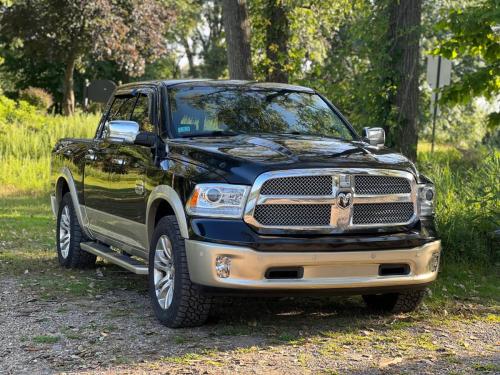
[111,158,126,166]
[135,181,145,196]
[85,150,97,161]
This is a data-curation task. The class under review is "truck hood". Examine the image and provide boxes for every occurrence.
[167,134,417,185]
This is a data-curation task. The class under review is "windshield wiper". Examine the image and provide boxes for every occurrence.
[179,130,243,138]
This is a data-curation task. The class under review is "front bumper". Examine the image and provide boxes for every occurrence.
[185,239,441,290]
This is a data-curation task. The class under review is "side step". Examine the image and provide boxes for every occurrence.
[81,242,148,275]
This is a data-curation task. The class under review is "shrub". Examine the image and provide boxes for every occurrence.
[19,87,54,111]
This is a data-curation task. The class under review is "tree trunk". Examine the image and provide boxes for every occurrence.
[222,0,253,80]
[62,55,76,116]
[387,0,422,161]
[264,0,289,83]
[181,37,197,77]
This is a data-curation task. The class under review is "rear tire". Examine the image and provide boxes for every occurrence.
[56,193,96,268]
[148,215,212,328]
[362,289,426,313]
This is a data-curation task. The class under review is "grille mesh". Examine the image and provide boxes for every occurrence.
[260,175,332,196]
[352,202,414,224]
[354,175,411,195]
[254,204,331,226]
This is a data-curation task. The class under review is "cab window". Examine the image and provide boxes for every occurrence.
[131,94,154,133]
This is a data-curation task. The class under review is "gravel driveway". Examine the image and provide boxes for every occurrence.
[1,268,498,374]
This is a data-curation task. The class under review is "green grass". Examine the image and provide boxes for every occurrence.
[417,143,499,265]
[32,335,60,344]
[0,95,98,195]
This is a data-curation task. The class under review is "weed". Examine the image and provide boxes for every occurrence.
[32,335,60,344]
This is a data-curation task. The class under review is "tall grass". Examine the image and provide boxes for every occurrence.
[417,144,499,265]
[0,96,98,194]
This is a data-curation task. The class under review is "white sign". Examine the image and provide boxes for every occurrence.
[427,55,452,152]
[427,55,451,89]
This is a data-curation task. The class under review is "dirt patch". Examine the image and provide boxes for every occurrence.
[1,273,498,375]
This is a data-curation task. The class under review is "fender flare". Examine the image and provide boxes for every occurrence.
[55,167,93,238]
[146,185,190,242]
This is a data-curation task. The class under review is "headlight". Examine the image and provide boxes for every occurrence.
[418,184,435,217]
[186,183,250,218]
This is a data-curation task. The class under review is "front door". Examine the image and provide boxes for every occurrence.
[104,91,158,251]
[84,93,137,240]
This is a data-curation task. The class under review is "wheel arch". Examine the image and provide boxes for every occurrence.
[54,167,92,238]
[146,185,190,243]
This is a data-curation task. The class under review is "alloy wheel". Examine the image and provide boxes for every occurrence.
[59,205,71,258]
[153,235,175,310]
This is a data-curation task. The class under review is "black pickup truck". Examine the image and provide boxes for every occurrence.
[51,79,441,328]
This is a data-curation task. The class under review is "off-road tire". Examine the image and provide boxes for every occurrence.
[362,289,426,313]
[56,193,96,268]
[148,215,212,328]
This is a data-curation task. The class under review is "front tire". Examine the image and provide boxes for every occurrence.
[148,216,212,328]
[362,289,426,313]
[56,193,96,268]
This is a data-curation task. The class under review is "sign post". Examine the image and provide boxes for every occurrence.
[426,55,452,152]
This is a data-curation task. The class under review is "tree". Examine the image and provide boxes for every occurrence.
[433,0,499,129]
[387,0,422,160]
[222,0,254,80]
[195,1,227,78]
[0,0,175,115]
[263,0,290,83]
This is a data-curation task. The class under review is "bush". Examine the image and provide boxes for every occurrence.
[19,87,54,112]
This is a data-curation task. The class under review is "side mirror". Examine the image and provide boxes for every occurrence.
[362,127,385,147]
[103,120,139,143]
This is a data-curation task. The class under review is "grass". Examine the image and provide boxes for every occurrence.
[32,335,60,344]
[417,143,499,265]
[0,95,98,195]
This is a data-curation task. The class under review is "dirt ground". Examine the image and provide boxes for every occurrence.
[1,269,499,375]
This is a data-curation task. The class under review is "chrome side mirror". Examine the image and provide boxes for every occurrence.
[103,120,140,143]
[362,127,385,147]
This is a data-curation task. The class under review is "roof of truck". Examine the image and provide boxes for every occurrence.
[118,79,315,93]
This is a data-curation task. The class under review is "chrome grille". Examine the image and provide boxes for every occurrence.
[260,175,332,195]
[245,168,417,233]
[354,175,411,195]
[352,202,414,224]
[254,204,331,226]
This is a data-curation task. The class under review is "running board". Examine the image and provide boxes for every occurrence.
[81,242,148,275]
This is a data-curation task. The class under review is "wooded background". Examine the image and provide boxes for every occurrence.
[0,0,498,160]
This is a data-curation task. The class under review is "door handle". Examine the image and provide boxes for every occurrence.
[85,149,97,161]
[135,181,145,196]
[111,158,126,166]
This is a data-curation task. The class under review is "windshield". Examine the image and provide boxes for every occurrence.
[168,86,354,140]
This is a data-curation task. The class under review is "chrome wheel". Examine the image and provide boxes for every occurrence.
[154,235,175,310]
[59,205,71,259]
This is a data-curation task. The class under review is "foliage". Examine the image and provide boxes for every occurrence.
[18,87,54,112]
[418,143,500,265]
[0,96,98,194]
[0,0,176,114]
[433,0,500,129]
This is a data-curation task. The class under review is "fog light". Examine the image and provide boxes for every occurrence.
[428,252,440,272]
[215,256,231,278]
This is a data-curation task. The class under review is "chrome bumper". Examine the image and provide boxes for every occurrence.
[185,240,441,290]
